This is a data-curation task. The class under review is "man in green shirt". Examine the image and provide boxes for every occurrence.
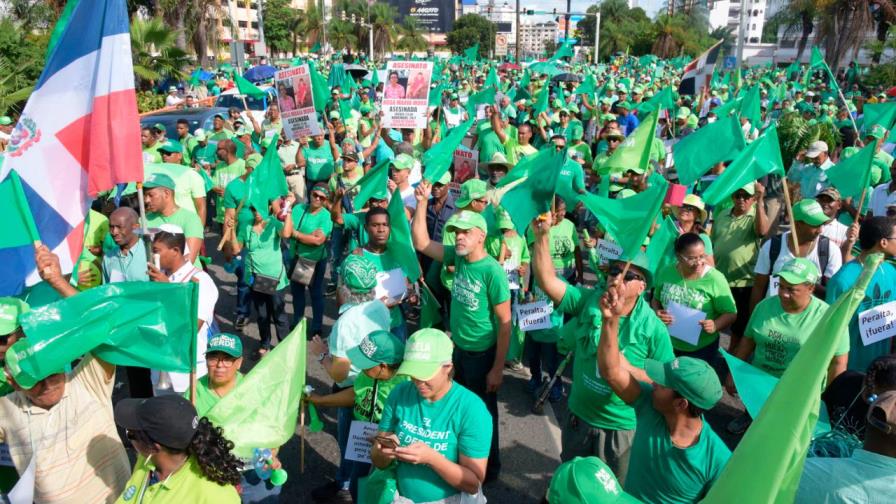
[297,133,336,196]
[596,284,731,503]
[412,188,512,482]
[532,215,674,485]
[473,108,508,165]
[212,139,246,226]
[157,140,207,224]
[143,172,204,267]
[141,126,162,164]
[175,119,197,166]
[357,207,410,340]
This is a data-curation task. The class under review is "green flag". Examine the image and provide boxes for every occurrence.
[672,113,746,186]
[578,173,669,260]
[352,157,391,208]
[467,86,497,112]
[496,148,566,233]
[825,142,875,200]
[308,61,330,114]
[418,282,442,329]
[245,134,288,212]
[485,66,499,89]
[429,81,448,107]
[703,254,882,504]
[4,283,198,388]
[805,46,839,92]
[573,74,597,96]
[528,61,563,77]
[533,81,551,116]
[463,43,480,62]
[547,41,574,62]
[739,85,762,127]
[861,102,896,134]
[702,126,785,206]
[519,68,531,90]
[386,189,422,282]
[601,110,659,175]
[311,41,321,53]
[46,0,79,57]
[208,320,307,459]
[234,72,267,99]
[645,215,678,274]
[634,87,675,115]
[423,116,475,183]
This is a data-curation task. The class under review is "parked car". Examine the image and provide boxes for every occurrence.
[139,107,230,140]
[214,86,276,124]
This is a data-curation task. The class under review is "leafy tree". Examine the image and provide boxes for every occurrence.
[370,2,400,57]
[446,14,496,56]
[328,19,358,52]
[0,18,46,114]
[396,17,428,54]
[263,0,302,56]
[4,0,55,33]
[130,17,190,90]
[298,4,325,52]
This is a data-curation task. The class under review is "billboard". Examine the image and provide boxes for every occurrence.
[388,0,456,33]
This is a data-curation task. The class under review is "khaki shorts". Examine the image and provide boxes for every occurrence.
[560,413,635,486]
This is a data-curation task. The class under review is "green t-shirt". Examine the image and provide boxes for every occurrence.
[474,121,506,165]
[192,143,218,167]
[710,207,760,288]
[443,246,511,352]
[352,373,410,422]
[188,374,244,417]
[653,264,737,351]
[569,142,593,166]
[146,208,203,267]
[222,177,255,232]
[142,144,162,164]
[526,218,577,272]
[745,295,844,377]
[361,248,406,328]
[555,159,586,207]
[114,455,239,504]
[625,383,731,503]
[302,143,336,182]
[147,163,205,215]
[213,159,246,223]
[379,381,492,503]
[556,286,675,430]
[290,203,332,261]
[240,218,288,290]
[178,134,198,165]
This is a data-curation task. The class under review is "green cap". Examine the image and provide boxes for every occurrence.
[143,172,176,191]
[676,106,690,120]
[616,101,632,110]
[157,140,183,154]
[347,330,405,370]
[235,126,252,137]
[206,333,243,358]
[360,104,374,114]
[599,113,617,122]
[340,254,378,292]
[436,171,452,185]
[548,457,640,504]
[610,250,653,288]
[552,98,564,108]
[0,298,29,335]
[391,153,415,171]
[456,179,488,208]
[193,128,207,142]
[0,116,12,126]
[446,210,487,233]
[777,257,820,285]
[329,110,341,120]
[617,189,637,199]
[397,329,454,380]
[152,122,167,133]
[496,208,514,230]
[569,124,584,141]
[867,124,888,140]
[736,182,755,196]
[645,357,723,410]
[792,198,828,227]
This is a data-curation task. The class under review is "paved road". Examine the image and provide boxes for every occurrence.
[166,231,747,503]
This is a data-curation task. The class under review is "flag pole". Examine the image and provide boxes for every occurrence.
[853,186,868,225]
[9,170,42,247]
[135,182,152,259]
[834,85,860,135]
[300,400,306,473]
[780,178,800,253]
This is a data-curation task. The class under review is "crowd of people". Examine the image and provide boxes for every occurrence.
[2,48,896,504]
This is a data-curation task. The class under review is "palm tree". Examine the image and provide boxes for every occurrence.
[130,17,190,90]
[328,19,358,53]
[652,14,687,57]
[768,0,817,62]
[815,0,896,71]
[299,4,325,52]
[396,17,429,54]
[370,2,400,57]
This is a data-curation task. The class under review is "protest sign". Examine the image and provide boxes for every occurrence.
[381,61,433,129]
[374,268,408,302]
[666,301,705,345]
[858,300,896,346]
[515,300,553,332]
[345,420,379,464]
[453,147,478,183]
[275,65,321,139]
[504,260,521,290]
[596,239,622,266]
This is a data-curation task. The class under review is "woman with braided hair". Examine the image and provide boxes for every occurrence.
[113,394,242,503]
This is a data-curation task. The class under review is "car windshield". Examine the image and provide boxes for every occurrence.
[215,93,269,111]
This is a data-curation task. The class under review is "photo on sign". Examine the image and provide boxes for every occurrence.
[275,65,321,139]
[453,147,478,183]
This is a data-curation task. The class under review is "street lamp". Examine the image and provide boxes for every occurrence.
[341,10,374,62]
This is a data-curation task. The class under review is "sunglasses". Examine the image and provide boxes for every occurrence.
[679,205,700,213]
[607,265,645,283]
[608,138,622,143]
[311,192,327,200]
[732,192,752,200]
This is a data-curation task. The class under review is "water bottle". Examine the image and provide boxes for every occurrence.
[253,448,288,486]
[277,196,293,221]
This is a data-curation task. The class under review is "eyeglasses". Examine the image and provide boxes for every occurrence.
[677,253,706,265]
[679,205,699,213]
[607,265,645,283]
[207,354,238,367]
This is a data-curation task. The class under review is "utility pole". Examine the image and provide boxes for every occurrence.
[735,0,746,67]
[515,0,521,63]
[594,12,600,63]
[564,0,571,41]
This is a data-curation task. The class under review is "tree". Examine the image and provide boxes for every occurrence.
[769,0,818,63]
[328,19,358,52]
[370,2,400,57]
[130,17,190,90]
[396,17,428,54]
[816,0,896,71]
[263,0,302,56]
[446,14,496,56]
[4,0,55,33]
[576,0,653,60]
[298,4,325,52]
[0,18,46,114]
[543,38,557,55]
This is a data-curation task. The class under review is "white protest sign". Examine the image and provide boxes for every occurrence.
[858,300,896,346]
[766,275,780,297]
[515,300,553,332]
[374,268,408,302]
[596,239,622,266]
[345,421,379,464]
[275,65,322,139]
[381,61,433,129]
[666,301,706,346]
[504,261,521,290]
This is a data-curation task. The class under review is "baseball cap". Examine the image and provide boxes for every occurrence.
[206,333,243,358]
[340,254,378,292]
[0,116,12,126]
[115,395,199,450]
[342,151,359,162]
[193,128,207,142]
[867,390,896,434]
[816,186,841,201]
[734,182,756,197]
[0,298,29,335]
[168,86,177,92]
[548,457,640,504]
[456,179,488,208]
[157,140,183,154]
[446,210,487,233]
[213,112,226,120]
[616,101,632,110]
[329,110,341,120]
[777,258,820,285]
[609,250,653,288]
[347,330,406,370]
[496,208,514,230]
[391,153,415,171]
[235,126,252,137]
[396,329,454,381]
[143,172,176,191]
[435,171,452,186]
[792,198,828,226]
[676,106,691,120]
[867,124,888,140]
[805,140,829,158]
[645,357,723,410]
[152,123,167,133]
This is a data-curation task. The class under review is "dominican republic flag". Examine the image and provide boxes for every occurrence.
[0,0,142,296]
[678,40,723,96]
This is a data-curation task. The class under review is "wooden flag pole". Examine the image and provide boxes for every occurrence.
[853,186,868,225]
[779,178,801,254]
[135,181,153,259]
[300,400,306,474]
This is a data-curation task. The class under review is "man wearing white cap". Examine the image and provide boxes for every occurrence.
[787,140,834,199]
[165,85,183,107]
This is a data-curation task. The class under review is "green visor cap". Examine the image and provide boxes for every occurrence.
[548,456,641,504]
[396,329,454,380]
[777,257,820,285]
[347,330,406,370]
[645,357,723,410]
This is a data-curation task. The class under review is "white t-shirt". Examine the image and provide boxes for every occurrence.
[821,219,848,249]
[153,262,219,393]
[400,185,417,210]
[754,232,843,296]
[869,183,896,217]
[166,94,184,107]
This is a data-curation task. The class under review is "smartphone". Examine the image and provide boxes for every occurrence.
[152,253,161,270]
[376,434,399,449]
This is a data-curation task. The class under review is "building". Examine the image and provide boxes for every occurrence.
[707,0,768,44]
[518,20,558,57]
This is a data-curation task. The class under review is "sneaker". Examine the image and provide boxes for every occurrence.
[548,381,564,403]
[234,315,249,330]
[310,480,352,503]
[727,413,752,435]
[505,360,524,371]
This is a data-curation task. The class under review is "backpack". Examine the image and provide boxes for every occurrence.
[769,234,830,282]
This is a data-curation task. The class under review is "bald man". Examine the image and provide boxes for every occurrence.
[103,207,150,283]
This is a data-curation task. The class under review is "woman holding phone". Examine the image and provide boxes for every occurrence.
[370,329,493,503]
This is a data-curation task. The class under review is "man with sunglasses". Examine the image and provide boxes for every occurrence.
[531,215,674,484]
